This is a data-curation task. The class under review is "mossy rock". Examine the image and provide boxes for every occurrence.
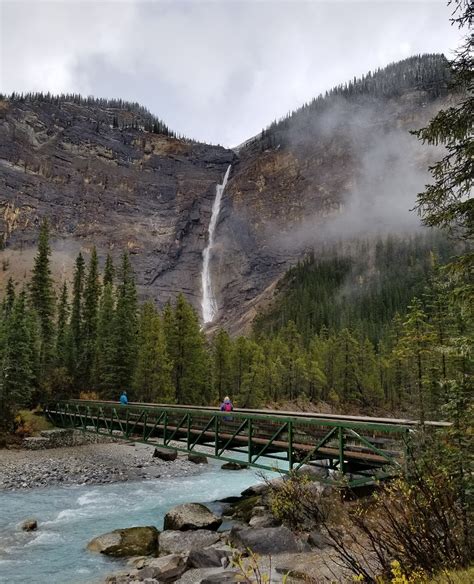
[87,526,159,557]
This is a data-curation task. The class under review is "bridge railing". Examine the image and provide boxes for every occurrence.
[45,399,429,486]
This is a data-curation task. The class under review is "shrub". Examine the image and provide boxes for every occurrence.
[268,472,334,532]
[323,444,473,582]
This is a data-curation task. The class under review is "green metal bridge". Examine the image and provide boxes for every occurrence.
[45,400,450,487]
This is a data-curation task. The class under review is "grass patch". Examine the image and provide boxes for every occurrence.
[17,409,55,436]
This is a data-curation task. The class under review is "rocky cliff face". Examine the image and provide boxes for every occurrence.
[0,56,454,333]
[0,98,234,311]
[213,90,451,332]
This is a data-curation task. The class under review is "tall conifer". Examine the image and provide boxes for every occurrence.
[112,253,138,391]
[0,291,36,430]
[67,252,85,389]
[133,301,174,402]
[82,247,100,387]
[30,220,55,379]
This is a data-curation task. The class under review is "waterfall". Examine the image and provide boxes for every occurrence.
[201,164,231,323]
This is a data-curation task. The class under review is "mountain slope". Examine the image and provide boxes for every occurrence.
[0,96,234,308]
[214,55,456,331]
[0,55,456,331]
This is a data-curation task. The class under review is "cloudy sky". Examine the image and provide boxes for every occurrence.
[0,0,462,146]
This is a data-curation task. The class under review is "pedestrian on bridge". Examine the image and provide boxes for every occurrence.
[220,396,233,421]
[120,391,128,405]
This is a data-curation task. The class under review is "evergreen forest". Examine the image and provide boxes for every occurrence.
[0,223,470,432]
[257,53,451,150]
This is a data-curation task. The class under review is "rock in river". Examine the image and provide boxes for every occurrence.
[22,519,38,531]
[87,526,159,557]
[188,453,208,464]
[163,503,222,531]
[153,447,177,461]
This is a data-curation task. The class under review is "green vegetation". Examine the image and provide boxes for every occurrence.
[257,53,451,150]
[0,224,470,434]
[0,232,216,432]
[255,233,455,344]
[16,409,55,436]
[2,91,177,137]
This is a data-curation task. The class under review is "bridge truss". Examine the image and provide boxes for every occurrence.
[45,400,440,487]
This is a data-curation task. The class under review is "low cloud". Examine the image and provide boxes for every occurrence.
[0,1,461,146]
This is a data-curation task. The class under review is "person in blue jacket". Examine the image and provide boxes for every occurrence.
[120,391,128,405]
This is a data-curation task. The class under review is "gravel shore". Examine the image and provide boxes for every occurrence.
[0,442,204,491]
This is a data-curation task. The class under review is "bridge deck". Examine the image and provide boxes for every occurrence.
[45,400,447,487]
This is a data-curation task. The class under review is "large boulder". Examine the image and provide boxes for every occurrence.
[139,554,187,581]
[159,530,221,554]
[229,525,310,555]
[163,503,222,531]
[153,447,177,461]
[87,526,159,557]
[187,545,232,569]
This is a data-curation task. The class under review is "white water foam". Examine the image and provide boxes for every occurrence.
[25,532,63,547]
[201,165,231,323]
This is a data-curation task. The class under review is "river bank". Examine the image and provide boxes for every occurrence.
[0,442,203,491]
[0,446,271,584]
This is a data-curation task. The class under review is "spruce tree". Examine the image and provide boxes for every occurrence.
[82,247,100,388]
[239,343,265,408]
[166,294,210,404]
[94,280,116,397]
[55,282,69,369]
[0,291,36,430]
[29,220,55,380]
[112,253,138,392]
[395,298,436,422]
[2,277,15,318]
[413,0,473,249]
[231,336,255,403]
[133,301,174,403]
[67,252,85,390]
[103,253,115,286]
[212,329,233,402]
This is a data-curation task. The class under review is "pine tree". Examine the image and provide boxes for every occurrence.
[2,277,15,318]
[103,253,115,286]
[306,336,327,401]
[94,280,116,397]
[395,298,436,422]
[55,283,69,369]
[212,329,233,402]
[166,294,210,404]
[231,336,255,403]
[333,329,361,403]
[67,252,85,390]
[82,247,101,388]
[413,1,473,248]
[133,301,174,402]
[29,220,55,380]
[0,291,36,430]
[112,253,138,392]
[239,343,265,408]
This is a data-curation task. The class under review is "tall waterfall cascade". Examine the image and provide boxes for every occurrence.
[201,164,232,323]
